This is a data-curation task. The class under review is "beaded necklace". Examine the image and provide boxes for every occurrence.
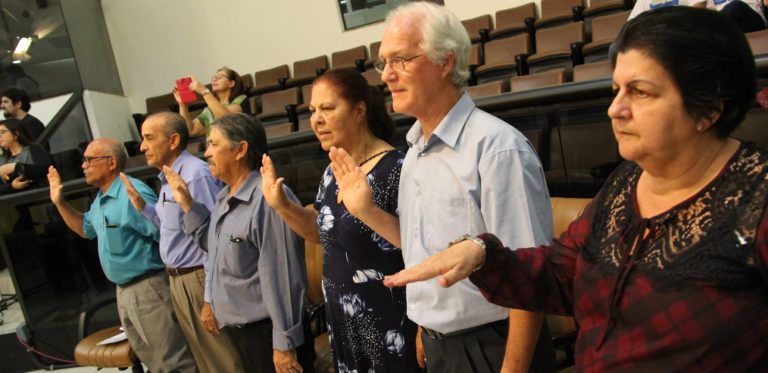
[358,149,392,166]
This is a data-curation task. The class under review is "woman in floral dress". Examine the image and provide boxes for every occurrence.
[261,68,420,372]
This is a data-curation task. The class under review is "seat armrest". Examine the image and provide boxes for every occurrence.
[570,42,585,66]
[515,54,530,76]
[572,5,585,22]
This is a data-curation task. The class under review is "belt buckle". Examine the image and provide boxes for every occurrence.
[167,267,180,276]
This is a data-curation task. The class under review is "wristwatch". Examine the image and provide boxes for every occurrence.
[449,234,487,271]
[201,89,211,96]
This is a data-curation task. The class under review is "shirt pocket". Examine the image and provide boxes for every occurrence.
[425,193,470,255]
[158,202,183,231]
[222,238,258,279]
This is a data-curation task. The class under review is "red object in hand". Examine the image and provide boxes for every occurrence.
[176,77,197,104]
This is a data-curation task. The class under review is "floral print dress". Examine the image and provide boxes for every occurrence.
[314,150,420,373]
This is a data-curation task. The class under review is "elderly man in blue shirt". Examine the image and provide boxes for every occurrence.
[165,113,314,373]
[370,2,555,373]
[47,138,197,373]
[121,112,242,373]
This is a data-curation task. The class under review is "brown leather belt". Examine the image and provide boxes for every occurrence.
[166,265,204,277]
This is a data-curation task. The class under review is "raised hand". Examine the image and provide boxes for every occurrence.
[162,165,193,212]
[329,146,374,218]
[120,173,146,211]
[383,239,485,288]
[188,75,204,94]
[260,154,290,210]
[172,87,183,105]
[47,166,64,205]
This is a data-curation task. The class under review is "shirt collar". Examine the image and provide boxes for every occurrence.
[224,170,260,204]
[405,92,475,150]
[158,150,191,183]
[100,176,123,200]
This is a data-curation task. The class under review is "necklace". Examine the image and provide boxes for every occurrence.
[359,149,392,166]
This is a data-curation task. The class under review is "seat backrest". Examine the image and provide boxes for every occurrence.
[550,197,591,243]
[145,93,175,114]
[541,0,584,17]
[51,149,84,182]
[495,3,537,28]
[240,73,254,91]
[746,29,768,56]
[484,34,531,65]
[254,65,290,90]
[573,60,612,82]
[462,14,494,40]
[536,21,585,55]
[511,68,567,91]
[362,69,384,87]
[370,41,381,60]
[590,10,629,43]
[470,44,483,66]
[332,45,367,69]
[123,140,141,157]
[465,80,509,100]
[293,55,330,81]
[260,87,301,116]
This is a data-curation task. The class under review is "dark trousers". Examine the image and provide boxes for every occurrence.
[721,0,767,33]
[225,318,316,373]
[421,319,555,373]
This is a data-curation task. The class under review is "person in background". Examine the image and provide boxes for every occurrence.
[385,7,768,371]
[707,0,766,32]
[167,113,314,373]
[374,2,555,372]
[48,138,198,373]
[120,112,243,373]
[261,68,420,372]
[629,0,705,19]
[174,66,246,138]
[0,118,51,194]
[1,88,46,147]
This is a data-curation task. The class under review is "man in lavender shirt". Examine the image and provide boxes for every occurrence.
[122,112,243,372]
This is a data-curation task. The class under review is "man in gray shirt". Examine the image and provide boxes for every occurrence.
[165,113,314,373]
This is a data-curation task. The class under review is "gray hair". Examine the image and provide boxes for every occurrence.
[146,112,190,149]
[210,113,267,170]
[386,2,471,87]
[95,138,128,172]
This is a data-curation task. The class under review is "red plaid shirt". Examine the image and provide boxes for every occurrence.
[471,143,768,372]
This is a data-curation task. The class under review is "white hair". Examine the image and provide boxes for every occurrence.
[386,2,471,87]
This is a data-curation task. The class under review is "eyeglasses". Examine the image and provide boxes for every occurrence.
[211,74,228,81]
[83,156,112,167]
[373,54,424,73]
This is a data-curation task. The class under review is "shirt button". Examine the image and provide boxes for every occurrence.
[410,304,416,311]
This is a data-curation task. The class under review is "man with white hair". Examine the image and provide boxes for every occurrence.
[377,2,555,372]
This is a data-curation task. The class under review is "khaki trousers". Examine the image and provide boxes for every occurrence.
[169,268,244,373]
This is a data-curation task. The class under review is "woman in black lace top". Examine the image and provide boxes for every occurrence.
[385,7,768,372]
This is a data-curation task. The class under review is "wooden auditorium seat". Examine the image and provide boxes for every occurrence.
[461,14,493,44]
[489,3,536,41]
[331,45,368,71]
[286,55,329,88]
[250,64,290,96]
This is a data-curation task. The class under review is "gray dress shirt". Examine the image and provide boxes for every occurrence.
[183,170,308,351]
[398,93,553,333]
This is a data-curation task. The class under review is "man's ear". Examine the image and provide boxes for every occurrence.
[441,51,456,80]
[234,140,248,161]
[169,133,181,151]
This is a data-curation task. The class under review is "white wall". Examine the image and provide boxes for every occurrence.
[101,0,531,114]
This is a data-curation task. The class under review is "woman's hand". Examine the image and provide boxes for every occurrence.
[188,75,204,94]
[11,176,31,190]
[273,349,302,373]
[162,165,193,212]
[329,146,375,218]
[199,302,219,335]
[384,239,485,288]
[260,154,290,210]
[0,163,16,179]
[172,87,184,105]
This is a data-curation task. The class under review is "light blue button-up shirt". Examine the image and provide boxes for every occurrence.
[142,150,222,269]
[183,170,307,351]
[398,93,553,333]
[83,176,164,285]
